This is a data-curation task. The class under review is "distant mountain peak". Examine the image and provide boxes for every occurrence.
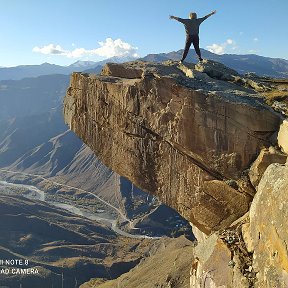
[69,60,97,68]
[1,52,288,81]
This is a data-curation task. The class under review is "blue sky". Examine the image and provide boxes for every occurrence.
[1,0,287,67]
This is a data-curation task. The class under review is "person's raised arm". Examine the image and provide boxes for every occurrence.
[203,10,216,20]
[169,15,184,23]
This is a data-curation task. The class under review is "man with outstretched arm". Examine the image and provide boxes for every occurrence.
[170,10,216,63]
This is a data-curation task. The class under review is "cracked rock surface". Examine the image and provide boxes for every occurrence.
[249,162,288,287]
[63,60,281,233]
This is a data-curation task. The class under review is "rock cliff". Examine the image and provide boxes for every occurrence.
[249,161,288,287]
[190,157,288,288]
[63,60,281,234]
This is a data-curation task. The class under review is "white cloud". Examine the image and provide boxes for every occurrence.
[93,38,139,58]
[253,37,259,42]
[226,39,233,45]
[206,39,237,55]
[206,44,225,55]
[67,48,88,58]
[32,38,139,59]
[32,44,67,55]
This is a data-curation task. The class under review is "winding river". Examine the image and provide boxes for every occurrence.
[0,180,159,239]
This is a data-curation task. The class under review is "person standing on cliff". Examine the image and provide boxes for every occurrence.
[170,10,216,63]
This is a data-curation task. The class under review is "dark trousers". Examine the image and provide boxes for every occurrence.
[181,34,202,61]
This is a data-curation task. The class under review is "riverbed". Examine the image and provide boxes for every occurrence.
[0,180,158,239]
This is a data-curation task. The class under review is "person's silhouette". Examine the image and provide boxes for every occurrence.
[170,10,216,63]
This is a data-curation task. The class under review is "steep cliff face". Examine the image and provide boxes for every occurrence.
[64,60,281,234]
[249,161,288,287]
[190,157,288,288]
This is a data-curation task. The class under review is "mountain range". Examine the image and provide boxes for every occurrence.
[0,56,136,81]
[0,51,287,81]
[140,49,288,78]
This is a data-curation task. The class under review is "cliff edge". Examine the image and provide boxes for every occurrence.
[63,60,281,234]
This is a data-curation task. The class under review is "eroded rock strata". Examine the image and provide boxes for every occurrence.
[64,60,281,234]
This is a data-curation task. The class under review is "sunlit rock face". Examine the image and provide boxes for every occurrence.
[249,162,288,287]
[64,60,281,233]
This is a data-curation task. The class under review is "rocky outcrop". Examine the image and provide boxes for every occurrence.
[190,230,252,288]
[64,60,281,234]
[249,147,287,188]
[249,161,288,287]
[190,152,288,288]
[278,119,288,153]
[194,60,270,92]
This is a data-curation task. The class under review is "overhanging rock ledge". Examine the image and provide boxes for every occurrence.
[63,60,281,234]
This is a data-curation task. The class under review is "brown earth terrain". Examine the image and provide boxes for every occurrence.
[0,193,159,288]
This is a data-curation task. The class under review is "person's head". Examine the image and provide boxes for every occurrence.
[189,12,197,19]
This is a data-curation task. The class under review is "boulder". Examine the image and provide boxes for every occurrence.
[249,147,287,188]
[278,119,288,154]
[101,62,143,79]
[195,60,270,92]
[195,59,239,81]
[190,233,250,288]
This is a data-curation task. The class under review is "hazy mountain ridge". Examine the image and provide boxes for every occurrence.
[140,49,288,78]
[0,62,97,81]
[0,74,121,206]
[0,51,287,81]
[0,74,69,120]
[0,56,136,81]
[0,105,123,209]
[0,109,67,166]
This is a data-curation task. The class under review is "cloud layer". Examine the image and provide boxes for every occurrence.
[33,44,66,55]
[206,39,236,55]
[33,38,139,59]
